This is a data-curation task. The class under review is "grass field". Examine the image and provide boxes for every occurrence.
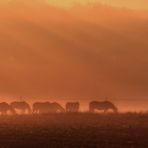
[0,113,147,148]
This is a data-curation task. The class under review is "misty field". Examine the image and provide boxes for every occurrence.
[0,113,147,148]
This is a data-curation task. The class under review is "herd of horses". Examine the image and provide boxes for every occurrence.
[0,101,118,115]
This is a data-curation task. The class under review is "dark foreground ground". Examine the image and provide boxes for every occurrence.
[0,113,148,148]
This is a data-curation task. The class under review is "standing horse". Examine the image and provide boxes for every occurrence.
[32,102,51,114]
[66,102,80,112]
[89,101,118,113]
[11,101,31,114]
[0,102,16,115]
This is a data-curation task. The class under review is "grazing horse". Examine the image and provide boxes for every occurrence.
[89,101,118,113]
[33,102,65,114]
[66,102,80,112]
[11,101,31,114]
[0,102,16,115]
[49,102,65,113]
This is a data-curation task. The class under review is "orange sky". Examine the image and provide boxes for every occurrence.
[0,1,148,106]
[48,0,148,10]
[2,0,148,10]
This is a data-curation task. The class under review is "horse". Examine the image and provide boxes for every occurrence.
[32,102,65,114]
[32,102,51,114]
[66,102,80,112]
[89,101,118,113]
[0,102,16,115]
[49,102,65,113]
[11,101,31,114]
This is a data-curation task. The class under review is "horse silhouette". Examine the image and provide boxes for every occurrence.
[32,102,51,114]
[0,102,16,115]
[66,102,80,112]
[49,102,65,113]
[33,102,65,114]
[11,101,31,114]
[89,101,118,113]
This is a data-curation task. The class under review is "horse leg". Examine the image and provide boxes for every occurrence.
[89,107,95,113]
[32,108,37,114]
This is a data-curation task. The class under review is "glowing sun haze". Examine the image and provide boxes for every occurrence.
[0,0,148,105]
[46,0,148,10]
[2,0,148,9]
